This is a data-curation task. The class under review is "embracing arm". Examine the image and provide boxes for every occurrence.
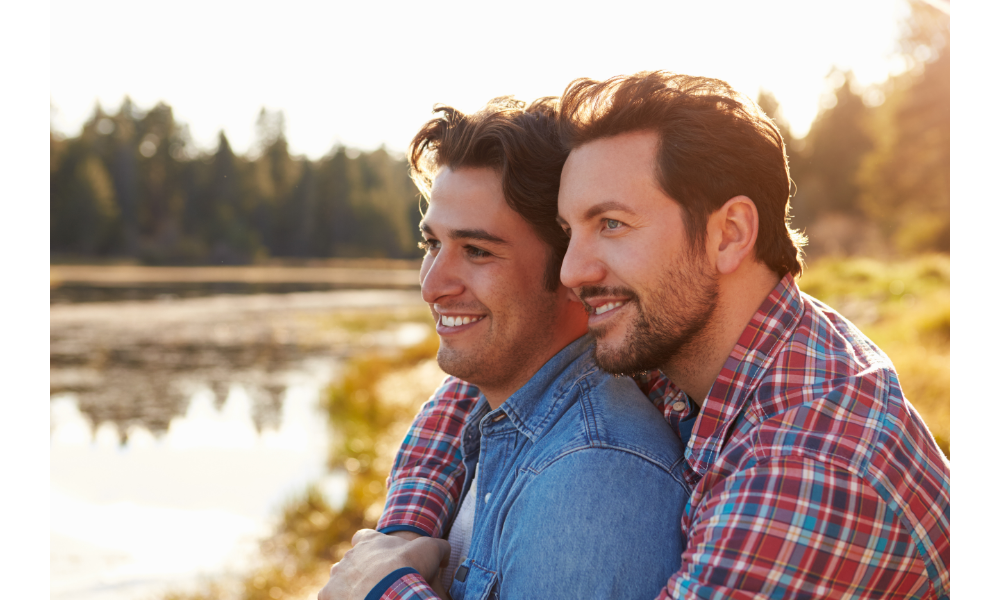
[377,376,480,538]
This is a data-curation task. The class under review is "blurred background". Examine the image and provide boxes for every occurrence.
[49,1,950,599]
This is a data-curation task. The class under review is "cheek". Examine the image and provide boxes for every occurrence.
[418,256,432,285]
[596,239,636,283]
[609,231,671,282]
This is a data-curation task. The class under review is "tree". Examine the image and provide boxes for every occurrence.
[793,70,874,225]
[856,0,950,253]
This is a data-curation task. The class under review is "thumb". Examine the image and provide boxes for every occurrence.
[409,537,452,579]
[437,541,452,571]
[419,536,451,560]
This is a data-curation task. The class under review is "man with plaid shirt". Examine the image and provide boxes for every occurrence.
[328,72,951,599]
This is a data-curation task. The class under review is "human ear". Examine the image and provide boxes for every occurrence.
[708,195,759,275]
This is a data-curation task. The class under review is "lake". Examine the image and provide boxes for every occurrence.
[50,283,435,600]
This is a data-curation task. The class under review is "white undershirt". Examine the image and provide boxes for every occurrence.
[440,469,478,591]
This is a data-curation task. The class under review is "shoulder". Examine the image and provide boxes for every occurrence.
[751,293,921,469]
[537,367,687,482]
[750,297,947,482]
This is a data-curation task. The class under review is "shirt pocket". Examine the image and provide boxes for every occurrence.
[447,559,498,600]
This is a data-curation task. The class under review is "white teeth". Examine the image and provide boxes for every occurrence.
[594,301,624,316]
[440,315,483,327]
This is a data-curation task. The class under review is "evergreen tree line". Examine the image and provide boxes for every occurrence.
[51,106,422,264]
[51,2,947,264]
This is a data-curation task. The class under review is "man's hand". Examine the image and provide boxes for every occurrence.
[318,529,450,600]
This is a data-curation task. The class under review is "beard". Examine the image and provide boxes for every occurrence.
[580,247,719,377]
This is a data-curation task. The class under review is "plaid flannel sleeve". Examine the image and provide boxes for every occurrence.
[380,572,440,600]
[660,457,933,600]
[376,375,480,538]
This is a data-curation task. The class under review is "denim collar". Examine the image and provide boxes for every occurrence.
[472,333,595,443]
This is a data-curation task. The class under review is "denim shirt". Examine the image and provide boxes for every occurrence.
[447,334,691,600]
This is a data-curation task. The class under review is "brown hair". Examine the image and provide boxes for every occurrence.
[409,97,568,291]
[559,71,806,277]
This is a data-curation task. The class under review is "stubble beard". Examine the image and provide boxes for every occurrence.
[585,249,719,377]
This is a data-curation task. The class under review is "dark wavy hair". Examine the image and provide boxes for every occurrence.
[409,97,569,291]
[559,71,806,277]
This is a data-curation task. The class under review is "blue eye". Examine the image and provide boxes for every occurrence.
[606,219,622,230]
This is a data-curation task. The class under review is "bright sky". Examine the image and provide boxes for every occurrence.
[51,0,912,159]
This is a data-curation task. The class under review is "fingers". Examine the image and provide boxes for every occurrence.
[351,528,379,546]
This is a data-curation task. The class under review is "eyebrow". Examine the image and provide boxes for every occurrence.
[420,223,510,245]
[582,201,637,222]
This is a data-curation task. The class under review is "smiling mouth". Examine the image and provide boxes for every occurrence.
[593,301,626,316]
[439,315,485,328]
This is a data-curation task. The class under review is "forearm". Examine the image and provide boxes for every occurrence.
[378,376,479,537]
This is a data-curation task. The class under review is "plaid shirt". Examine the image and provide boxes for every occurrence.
[376,274,951,599]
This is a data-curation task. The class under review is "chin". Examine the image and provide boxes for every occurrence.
[591,325,665,377]
[436,345,478,382]
[592,338,637,375]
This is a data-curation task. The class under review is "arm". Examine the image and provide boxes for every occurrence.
[377,376,480,538]
[495,449,689,600]
[660,456,932,600]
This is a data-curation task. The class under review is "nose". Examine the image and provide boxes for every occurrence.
[420,250,464,304]
[560,233,607,291]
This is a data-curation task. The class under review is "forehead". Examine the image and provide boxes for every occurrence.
[558,130,663,218]
[425,167,534,238]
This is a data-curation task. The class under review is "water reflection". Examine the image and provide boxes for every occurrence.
[49,288,430,599]
[51,373,346,600]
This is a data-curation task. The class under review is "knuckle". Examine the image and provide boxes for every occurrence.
[351,528,373,546]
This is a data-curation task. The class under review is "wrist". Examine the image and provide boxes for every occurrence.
[364,567,419,600]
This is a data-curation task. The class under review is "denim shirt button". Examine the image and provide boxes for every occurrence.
[492,413,507,422]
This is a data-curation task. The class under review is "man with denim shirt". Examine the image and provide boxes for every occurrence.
[337,72,950,600]
[318,97,690,600]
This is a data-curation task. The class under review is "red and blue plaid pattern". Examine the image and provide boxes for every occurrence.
[380,572,437,600]
[376,275,950,599]
[378,377,479,539]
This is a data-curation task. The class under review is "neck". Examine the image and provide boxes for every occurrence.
[662,263,780,404]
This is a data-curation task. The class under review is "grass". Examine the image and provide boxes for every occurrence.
[798,253,950,457]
